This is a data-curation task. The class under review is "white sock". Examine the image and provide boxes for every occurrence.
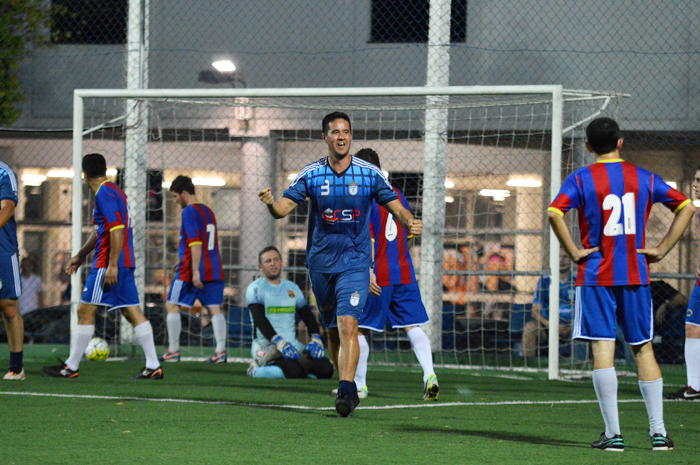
[354,334,370,389]
[407,327,435,382]
[685,337,700,391]
[639,378,667,436]
[592,367,621,437]
[211,313,227,354]
[65,325,94,371]
[166,313,181,352]
[134,321,160,370]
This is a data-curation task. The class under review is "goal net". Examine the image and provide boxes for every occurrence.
[71,86,626,377]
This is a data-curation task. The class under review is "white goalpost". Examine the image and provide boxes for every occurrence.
[70,85,627,378]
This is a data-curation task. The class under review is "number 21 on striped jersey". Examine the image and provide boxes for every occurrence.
[206,224,216,250]
[603,193,636,236]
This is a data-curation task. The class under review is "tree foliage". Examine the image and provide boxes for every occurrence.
[0,0,54,126]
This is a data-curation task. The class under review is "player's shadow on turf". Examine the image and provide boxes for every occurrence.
[399,425,588,448]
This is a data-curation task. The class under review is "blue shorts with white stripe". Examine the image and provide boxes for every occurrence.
[81,266,140,310]
[0,253,22,300]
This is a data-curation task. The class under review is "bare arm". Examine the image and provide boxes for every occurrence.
[190,243,203,289]
[530,303,549,327]
[383,199,422,236]
[105,228,125,286]
[0,199,16,229]
[66,230,98,275]
[258,188,298,219]
[547,211,599,263]
[638,202,696,263]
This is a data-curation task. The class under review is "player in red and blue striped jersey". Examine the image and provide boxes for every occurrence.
[667,167,700,401]
[0,162,25,380]
[43,153,162,380]
[548,117,695,451]
[352,148,438,401]
[161,175,227,364]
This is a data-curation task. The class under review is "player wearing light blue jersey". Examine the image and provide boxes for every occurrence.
[0,162,25,380]
[259,112,423,417]
[245,246,333,380]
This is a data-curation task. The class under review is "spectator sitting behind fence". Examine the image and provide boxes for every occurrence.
[479,253,517,321]
[521,250,581,358]
[19,257,43,316]
[442,249,468,308]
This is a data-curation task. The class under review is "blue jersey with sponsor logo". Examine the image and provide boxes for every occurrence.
[0,162,19,256]
[245,277,306,345]
[283,156,398,273]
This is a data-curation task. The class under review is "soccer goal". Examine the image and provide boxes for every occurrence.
[70,86,627,378]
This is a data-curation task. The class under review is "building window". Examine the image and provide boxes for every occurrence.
[370,0,467,44]
[52,0,127,45]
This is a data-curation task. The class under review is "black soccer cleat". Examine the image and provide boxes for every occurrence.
[651,433,674,451]
[591,432,624,451]
[335,391,360,417]
[131,366,164,380]
[665,386,700,401]
[42,364,79,379]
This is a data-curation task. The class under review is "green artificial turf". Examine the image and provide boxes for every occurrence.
[1,345,697,464]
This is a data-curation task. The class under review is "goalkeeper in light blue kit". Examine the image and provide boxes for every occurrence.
[246,246,334,380]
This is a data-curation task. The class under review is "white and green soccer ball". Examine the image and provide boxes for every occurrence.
[85,337,110,361]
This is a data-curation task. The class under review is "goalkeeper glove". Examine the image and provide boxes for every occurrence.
[304,334,324,359]
[272,335,299,360]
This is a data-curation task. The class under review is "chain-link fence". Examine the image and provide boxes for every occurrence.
[1,1,698,370]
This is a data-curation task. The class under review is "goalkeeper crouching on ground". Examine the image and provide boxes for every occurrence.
[246,246,334,379]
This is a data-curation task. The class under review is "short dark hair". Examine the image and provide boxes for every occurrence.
[354,148,381,169]
[169,175,196,195]
[258,245,281,264]
[585,117,621,155]
[321,112,351,135]
[82,153,107,179]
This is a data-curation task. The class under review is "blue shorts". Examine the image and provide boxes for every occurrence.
[359,282,429,331]
[686,284,700,327]
[81,267,140,310]
[308,268,369,328]
[167,279,224,308]
[573,285,653,345]
[0,253,21,300]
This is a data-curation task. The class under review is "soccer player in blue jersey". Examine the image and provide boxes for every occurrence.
[245,246,334,379]
[159,175,227,364]
[667,166,700,400]
[43,153,163,380]
[0,162,25,380]
[548,117,694,451]
[351,148,438,401]
[258,112,422,417]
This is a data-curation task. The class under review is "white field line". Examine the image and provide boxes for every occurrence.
[0,391,653,411]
